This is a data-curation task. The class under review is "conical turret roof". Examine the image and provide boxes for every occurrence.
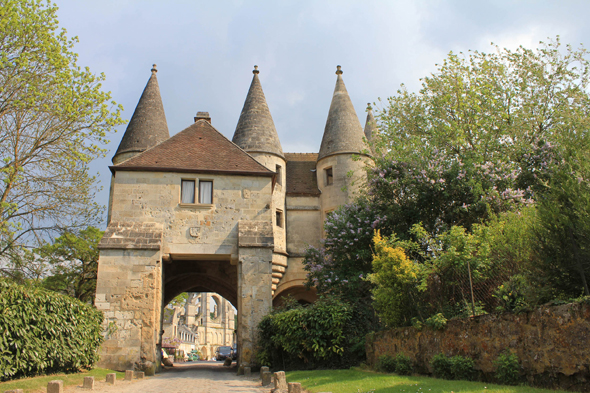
[364,103,377,142]
[232,66,284,159]
[113,64,169,163]
[318,66,368,161]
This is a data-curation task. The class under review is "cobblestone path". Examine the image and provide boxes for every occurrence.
[65,362,269,393]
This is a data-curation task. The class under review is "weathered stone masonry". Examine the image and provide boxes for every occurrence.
[367,302,590,391]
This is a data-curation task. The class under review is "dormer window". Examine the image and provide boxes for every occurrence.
[325,167,333,186]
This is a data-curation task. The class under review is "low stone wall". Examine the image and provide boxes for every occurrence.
[366,302,590,391]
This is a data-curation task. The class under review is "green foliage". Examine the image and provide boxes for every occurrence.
[38,227,103,304]
[430,353,453,380]
[0,279,104,380]
[430,353,476,381]
[304,198,381,301]
[376,354,396,373]
[394,353,413,376]
[167,292,189,308]
[0,0,124,258]
[533,146,590,297]
[450,355,477,381]
[368,231,421,327]
[258,297,356,369]
[424,313,447,330]
[494,275,532,313]
[367,38,590,316]
[494,351,521,385]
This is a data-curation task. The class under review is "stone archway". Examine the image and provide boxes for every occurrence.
[273,283,317,308]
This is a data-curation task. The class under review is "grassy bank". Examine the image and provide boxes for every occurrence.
[286,369,568,393]
[0,368,125,393]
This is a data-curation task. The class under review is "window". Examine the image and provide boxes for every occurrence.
[181,180,195,203]
[276,209,283,227]
[199,180,213,204]
[276,164,282,186]
[325,167,333,186]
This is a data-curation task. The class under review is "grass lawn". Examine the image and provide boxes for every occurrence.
[0,368,126,393]
[286,369,568,393]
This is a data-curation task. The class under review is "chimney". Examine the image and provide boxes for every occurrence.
[194,111,211,123]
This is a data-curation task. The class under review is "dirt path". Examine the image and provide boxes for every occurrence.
[65,362,270,393]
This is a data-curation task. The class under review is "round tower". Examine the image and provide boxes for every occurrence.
[316,66,372,227]
[232,66,287,294]
[112,64,170,165]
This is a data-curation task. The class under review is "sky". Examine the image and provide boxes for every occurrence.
[54,0,590,227]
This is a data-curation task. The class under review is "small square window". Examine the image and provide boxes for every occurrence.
[199,180,213,204]
[181,180,195,203]
[325,167,333,186]
[276,209,283,228]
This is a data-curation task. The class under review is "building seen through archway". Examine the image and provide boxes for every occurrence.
[162,292,236,360]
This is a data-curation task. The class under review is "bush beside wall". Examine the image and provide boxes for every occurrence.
[0,280,103,380]
[366,302,590,391]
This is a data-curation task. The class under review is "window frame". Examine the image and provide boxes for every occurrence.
[276,164,282,186]
[180,179,196,204]
[198,179,214,204]
[179,178,214,208]
[276,209,284,228]
[325,167,333,186]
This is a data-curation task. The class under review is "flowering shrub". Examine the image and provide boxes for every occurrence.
[303,198,384,301]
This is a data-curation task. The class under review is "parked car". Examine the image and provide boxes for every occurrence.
[188,350,200,361]
[214,346,232,361]
[231,344,238,360]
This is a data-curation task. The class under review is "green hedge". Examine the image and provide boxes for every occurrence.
[0,280,104,380]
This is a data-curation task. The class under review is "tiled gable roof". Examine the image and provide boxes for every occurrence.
[285,153,320,196]
[111,120,273,176]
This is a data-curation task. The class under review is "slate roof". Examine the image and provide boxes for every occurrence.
[111,120,274,176]
[318,66,369,161]
[232,66,284,159]
[285,153,320,196]
[114,65,170,162]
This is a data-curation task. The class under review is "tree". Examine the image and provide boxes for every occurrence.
[0,0,123,257]
[39,226,103,304]
[534,146,590,297]
[373,38,590,237]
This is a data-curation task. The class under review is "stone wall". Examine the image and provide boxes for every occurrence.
[366,302,590,391]
[95,222,164,371]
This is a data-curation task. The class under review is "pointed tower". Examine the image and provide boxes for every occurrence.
[364,103,377,142]
[317,66,371,226]
[232,66,287,294]
[112,64,170,165]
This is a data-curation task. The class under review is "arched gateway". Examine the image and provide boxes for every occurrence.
[95,65,372,371]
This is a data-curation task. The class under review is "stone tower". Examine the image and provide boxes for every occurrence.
[112,65,170,165]
[316,66,371,226]
[232,66,287,294]
[364,103,377,143]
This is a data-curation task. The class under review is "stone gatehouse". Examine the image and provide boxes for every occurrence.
[94,64,375,371]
